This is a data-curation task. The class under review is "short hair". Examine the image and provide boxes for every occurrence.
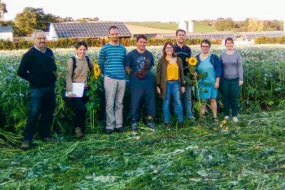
[75,41,88,50]
[136,34,147,42]
[109,25,118,33]
[176,29,186,36]
[225,37,234,45]
[32,30,46,39]
[201,39,211,48]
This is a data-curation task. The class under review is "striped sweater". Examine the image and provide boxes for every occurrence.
[98,43,127,80]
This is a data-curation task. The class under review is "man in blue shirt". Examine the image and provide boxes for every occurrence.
[174,29,196,120]
[98,26,127,134]
[125,35,155,133]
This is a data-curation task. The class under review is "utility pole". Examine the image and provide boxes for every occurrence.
[0,1,8,21]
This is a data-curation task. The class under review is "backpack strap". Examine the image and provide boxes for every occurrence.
[71,56,76,80]
[85,56,92,72]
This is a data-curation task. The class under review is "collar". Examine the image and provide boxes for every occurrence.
[174,43,186,50]
[34,45,46,53]
[75,55,86,60]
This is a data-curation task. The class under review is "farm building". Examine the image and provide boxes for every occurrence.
[0,26,13,41]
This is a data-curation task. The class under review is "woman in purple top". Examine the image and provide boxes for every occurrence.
[220,38,244,122]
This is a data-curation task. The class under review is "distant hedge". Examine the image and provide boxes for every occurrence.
[0,38,222,50]
[255,36,285,44]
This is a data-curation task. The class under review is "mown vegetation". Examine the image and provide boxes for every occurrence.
[0,46,284,189]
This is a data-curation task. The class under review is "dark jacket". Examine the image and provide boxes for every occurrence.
[17,47,57,88]
[174,43,191,76]
[196,53,222,78]
[156,57,185,99]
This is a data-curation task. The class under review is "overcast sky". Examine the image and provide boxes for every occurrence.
[4,0,285,21]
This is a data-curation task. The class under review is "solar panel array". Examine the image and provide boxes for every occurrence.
[243,32,284,39]
[161,35,176,39]
[133,33,158,39]
[52,22,132,38]
[188,33,235,39]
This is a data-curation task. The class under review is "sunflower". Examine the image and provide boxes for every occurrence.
[93,64,101,79]
[187,57,198,66]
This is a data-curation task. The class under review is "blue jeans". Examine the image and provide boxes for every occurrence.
[24,86,55,141]
[163,81,183,123]
[183,85,194,118]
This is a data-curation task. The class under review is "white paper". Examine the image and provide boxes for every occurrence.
[65,83,85,97]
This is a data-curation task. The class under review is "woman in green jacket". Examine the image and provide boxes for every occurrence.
[156,42,185,128]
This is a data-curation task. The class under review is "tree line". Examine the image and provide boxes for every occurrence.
[0,7,99,37]
[195,18,283,32]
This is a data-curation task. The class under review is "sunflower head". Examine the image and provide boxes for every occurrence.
[187,57,198,66]
[93,64,101,79]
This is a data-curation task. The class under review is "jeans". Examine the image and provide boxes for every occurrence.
[183,85,194,118]
[130,87,156,122]
[24,86,56,141]
[104,76,126,130]
[163,81,183,123]
[222,78,241,117]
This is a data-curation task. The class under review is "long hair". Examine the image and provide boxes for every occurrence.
[162,42,176,58]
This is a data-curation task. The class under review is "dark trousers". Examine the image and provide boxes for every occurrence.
[24,87,55,141]
[130,87,156,122]
[65,95,87,131]
[222,78,241,117]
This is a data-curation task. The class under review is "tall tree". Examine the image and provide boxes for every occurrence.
[247,18,264,32]
[214,17,235,31]
[15,7,58,36]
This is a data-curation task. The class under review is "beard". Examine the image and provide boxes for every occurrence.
[112,38,119,42]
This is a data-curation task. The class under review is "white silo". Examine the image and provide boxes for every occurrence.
[178,20,188,32]
[188,20,194,33]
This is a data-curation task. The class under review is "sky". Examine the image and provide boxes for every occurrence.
[3,0,285,22]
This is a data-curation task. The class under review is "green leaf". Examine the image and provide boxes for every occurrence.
[189,66,196,73]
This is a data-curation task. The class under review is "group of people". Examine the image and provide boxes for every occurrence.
[17,26,243,150]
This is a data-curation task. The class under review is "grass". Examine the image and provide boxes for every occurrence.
[126,22,217,32]
[0,110,284,189]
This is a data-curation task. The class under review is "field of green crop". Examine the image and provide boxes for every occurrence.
[126,22,216,32]
[0,46,284,189]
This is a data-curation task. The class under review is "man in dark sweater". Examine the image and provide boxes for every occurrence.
[174,29,196,120]
[17,30,57,150]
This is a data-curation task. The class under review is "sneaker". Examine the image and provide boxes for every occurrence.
[75,127,84,138]
[178,122,184,128]
[188,115,196,120]
[20,141,31,150]
[131,122,138,133]
[233,117,239,122]
[115,127,124,133]
[147,119,155,132]
[224,116,230,120]
[105,129,113,134]
[213,117,219,122]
